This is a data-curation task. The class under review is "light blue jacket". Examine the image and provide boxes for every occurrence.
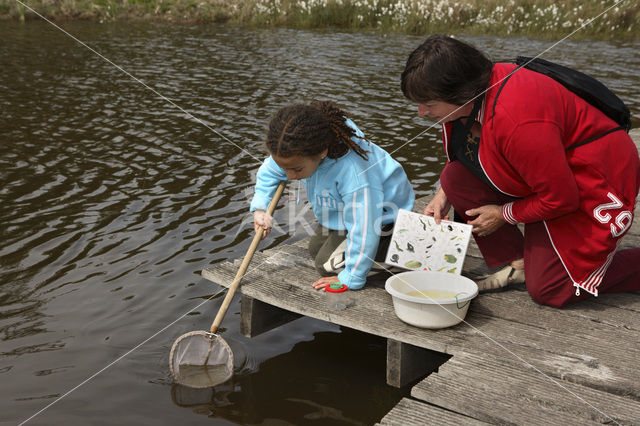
[250,119,415,289]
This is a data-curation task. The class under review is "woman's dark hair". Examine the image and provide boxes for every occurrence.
[266,100,369,160]
[401,35,493,105]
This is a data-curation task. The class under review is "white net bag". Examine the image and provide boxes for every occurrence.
[170,331,234,388]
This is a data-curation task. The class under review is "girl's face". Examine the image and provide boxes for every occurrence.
[272,149,328,180]
[418,101,473,123]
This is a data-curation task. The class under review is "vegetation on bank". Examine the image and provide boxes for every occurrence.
[2,0,639,40]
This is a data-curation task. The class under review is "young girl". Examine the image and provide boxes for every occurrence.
[251,101,415,290]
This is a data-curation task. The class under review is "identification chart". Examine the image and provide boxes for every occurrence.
[385,209,473,274]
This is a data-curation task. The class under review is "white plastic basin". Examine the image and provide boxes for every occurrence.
[385,271,478,329]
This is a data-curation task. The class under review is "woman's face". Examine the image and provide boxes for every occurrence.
[418,101,473,123]
[272,150,327,180]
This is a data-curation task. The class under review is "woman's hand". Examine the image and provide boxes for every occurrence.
[423,187,451,224]
[253,210,273,239]
[312,275,340,290]
[465,204,505,237]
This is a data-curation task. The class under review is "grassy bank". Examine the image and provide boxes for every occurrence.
[2,0,639,40]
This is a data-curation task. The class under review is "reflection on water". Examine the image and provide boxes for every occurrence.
[171,328,410,425]
[0,19,638,425]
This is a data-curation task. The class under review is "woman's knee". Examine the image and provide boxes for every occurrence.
[440,162,467,195]
[525,275,578,308]
[522,232,583,308]
[527,284,559,307]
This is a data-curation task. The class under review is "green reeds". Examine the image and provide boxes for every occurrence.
[1,0,638,40]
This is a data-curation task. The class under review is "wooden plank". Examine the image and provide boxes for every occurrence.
[455,311,640,399]
[240,295,302,338]
[619,230,640,249]
[377,397,489,426]
[475,289,640,332]
[386,339,450,388]
[579,291,640,313]
[411,351,640,425]
[203,250,640,398]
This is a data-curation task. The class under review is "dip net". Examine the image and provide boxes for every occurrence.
[169,181,285,389]
[169,331,233,388]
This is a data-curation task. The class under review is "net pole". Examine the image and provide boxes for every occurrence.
[209,181,286,334]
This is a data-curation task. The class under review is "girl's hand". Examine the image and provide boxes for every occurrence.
[312,276,340,290]
[253,210,273,239]
[465,204,505,237]
[423,187,451,224]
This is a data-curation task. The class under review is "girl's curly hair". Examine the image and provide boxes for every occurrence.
[266,100,369,160]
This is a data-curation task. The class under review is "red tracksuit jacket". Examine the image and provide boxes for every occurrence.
[442,63,640,295]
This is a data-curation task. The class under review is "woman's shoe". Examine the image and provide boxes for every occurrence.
[476,265,525,293]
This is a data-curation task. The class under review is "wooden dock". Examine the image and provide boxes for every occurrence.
[203,129,640,425]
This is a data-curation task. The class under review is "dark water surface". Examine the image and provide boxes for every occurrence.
[1,21,639,425]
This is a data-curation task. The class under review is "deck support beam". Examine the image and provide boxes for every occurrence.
[386,339,449,388]
[240,295,301,338]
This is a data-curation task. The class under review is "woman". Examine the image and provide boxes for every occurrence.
[401,35,640,307]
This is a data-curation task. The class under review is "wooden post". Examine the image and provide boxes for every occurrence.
[240,295,302,337]
[386,338,450,388]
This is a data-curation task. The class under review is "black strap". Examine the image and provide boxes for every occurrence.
[465,95,484,131]
[491,66,519,129]
[566,126,625,151]
[449,96,497,190]
[449,95,484,161]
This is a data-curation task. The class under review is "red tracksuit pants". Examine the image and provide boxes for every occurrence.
[440,161,640,308]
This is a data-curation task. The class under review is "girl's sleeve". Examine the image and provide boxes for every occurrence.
[500,122,580,225]
[337,186,385,289]
[250,157,288,212]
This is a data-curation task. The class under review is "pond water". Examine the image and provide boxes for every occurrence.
[1,20,639,425]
